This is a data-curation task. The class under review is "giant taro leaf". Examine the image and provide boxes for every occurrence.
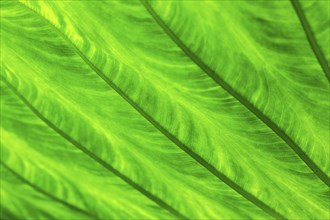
[0,0,329,219]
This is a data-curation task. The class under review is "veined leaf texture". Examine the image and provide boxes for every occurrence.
[0,0,329,219]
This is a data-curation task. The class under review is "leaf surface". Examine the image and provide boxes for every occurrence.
[1,1,329,219]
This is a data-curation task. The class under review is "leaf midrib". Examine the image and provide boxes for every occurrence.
[0,161,94,219]
[16,2,285,219]
[140,0,330,187]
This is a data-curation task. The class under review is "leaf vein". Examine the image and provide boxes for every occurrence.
[291,0,330,81]
[0,161,94,218]
[140,0,330,188]
[1,76,186,220]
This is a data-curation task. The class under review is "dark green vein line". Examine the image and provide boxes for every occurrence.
[18,3,285,220]
[141,0,330,188]
[1,77,186,220]
[291,0,330,81]
[0,161,94,218]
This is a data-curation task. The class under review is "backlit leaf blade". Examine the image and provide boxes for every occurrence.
[1,1,329,219]
[147,0,330,179]
[0,79,178,219]
[1,2,271,219]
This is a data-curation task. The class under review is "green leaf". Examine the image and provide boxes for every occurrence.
[1,0,329,219]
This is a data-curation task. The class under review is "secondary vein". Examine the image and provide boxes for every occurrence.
[291,0,330,81]
[0,161,94,218]
[1,77,186,220]
[140,0,330,188]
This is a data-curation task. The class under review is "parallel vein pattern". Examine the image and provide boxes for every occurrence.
[1,77,185,219]
[4,3,284,218]
[1,0,329,219]
[141,0,330,187]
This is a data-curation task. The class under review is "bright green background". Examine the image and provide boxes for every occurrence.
[1,0,329,219]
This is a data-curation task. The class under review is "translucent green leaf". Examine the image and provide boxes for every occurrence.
[1,1,329,219]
